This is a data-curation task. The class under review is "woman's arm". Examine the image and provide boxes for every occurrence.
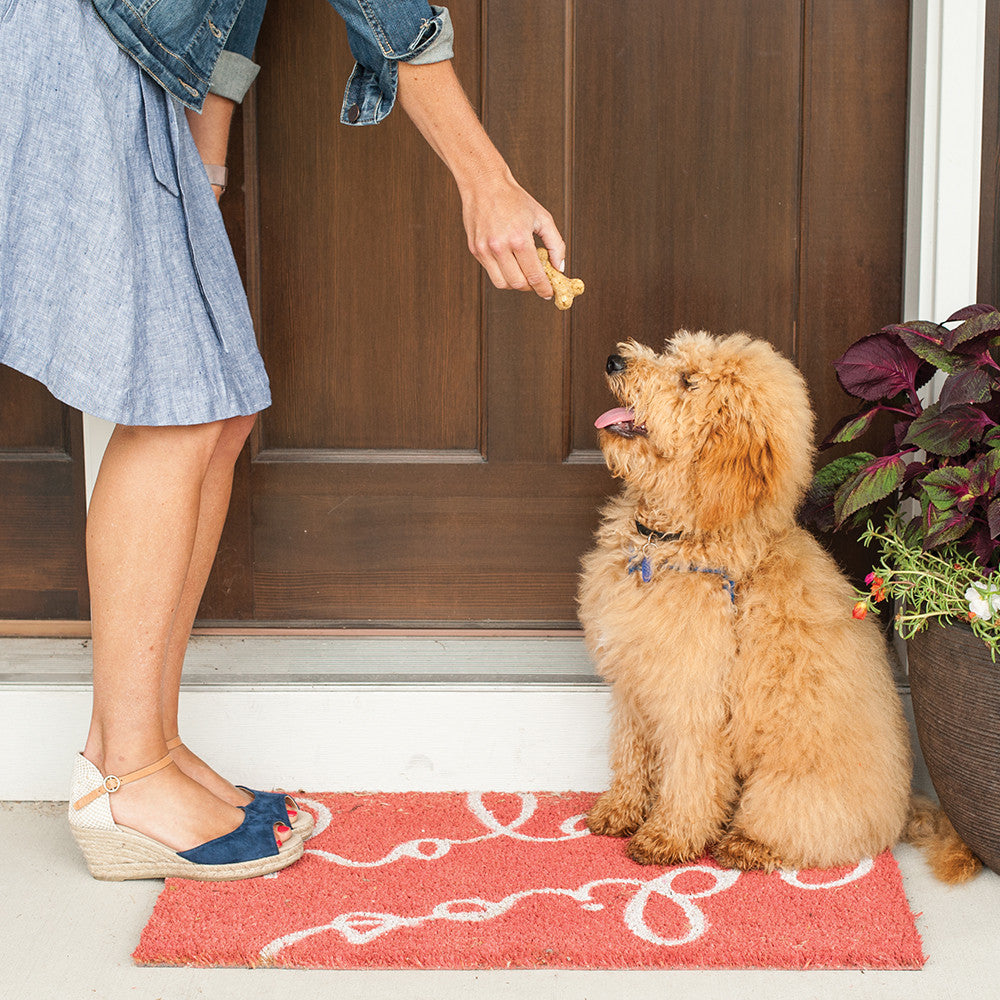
[184,56,568,298]
[185,94,236,201]
[397,59,565,301]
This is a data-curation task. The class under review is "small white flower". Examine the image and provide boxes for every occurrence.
[965,582,1000,619]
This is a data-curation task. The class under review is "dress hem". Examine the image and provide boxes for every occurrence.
[0,358,271,428]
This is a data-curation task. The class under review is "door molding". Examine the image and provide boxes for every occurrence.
[904,0,988,318]
[978,0,999,301]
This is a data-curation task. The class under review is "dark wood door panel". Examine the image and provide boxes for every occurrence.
[796,1,909,437]
[793,2,910,582]
[481,1,571,465]
[0,368,88,620]
[570,1,803,457]
[253,0,483,455]
[251,460,613,622]
[0,366,69,449]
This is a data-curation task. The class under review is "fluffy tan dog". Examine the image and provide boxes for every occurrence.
[578,331,978,881]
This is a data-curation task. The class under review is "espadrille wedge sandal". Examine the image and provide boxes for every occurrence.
[165,736,315,839]
[68,753,304,881]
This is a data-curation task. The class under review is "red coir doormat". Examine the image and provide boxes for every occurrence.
[134,792,925,970]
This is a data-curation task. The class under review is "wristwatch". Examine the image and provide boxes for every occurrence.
[203,163,228,194]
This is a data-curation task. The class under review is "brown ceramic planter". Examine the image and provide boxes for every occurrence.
[908,621,1000,875]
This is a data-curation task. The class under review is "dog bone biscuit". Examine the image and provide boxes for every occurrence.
[537,247,585,310]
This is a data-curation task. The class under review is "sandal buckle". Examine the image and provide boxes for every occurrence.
[102,774,122,794]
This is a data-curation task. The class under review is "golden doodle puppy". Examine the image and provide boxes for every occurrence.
[578,331,978,881]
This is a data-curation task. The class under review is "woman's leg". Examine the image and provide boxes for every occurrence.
[159,414,259,806]
[82,419,287,850]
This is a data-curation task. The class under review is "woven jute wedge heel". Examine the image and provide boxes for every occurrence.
[68,753,304,881]
[165,736,316,839]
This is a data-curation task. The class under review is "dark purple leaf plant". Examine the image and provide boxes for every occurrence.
[803,305,1000,656]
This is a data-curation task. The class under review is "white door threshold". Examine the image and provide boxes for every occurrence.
[0,635,614,799]
[1,635,923,802]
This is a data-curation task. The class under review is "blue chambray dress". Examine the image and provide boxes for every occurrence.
[0,0,271,426]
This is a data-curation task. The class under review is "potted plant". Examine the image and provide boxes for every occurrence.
[803,304,1000,874]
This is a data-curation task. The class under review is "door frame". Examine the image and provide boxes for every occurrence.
[904,0,989,319]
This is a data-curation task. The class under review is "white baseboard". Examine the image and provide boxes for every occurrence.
[0,635,927,801]
[0,684,614,800]
[0,636,613,799]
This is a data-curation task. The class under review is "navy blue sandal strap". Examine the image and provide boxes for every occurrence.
[177,807,280,864]
[238,786,296,826]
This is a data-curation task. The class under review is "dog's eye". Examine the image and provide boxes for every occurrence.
[681,372,699,390]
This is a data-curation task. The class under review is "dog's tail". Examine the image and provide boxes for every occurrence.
[902,794,982,884]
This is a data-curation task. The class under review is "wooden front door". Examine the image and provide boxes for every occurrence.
[0,1,911,627]
[200,0,911,626]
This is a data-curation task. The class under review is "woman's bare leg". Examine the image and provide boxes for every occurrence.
[82,420,287,850]
[160,414,259,806]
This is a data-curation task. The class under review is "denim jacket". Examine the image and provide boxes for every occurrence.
[92,0,453,123]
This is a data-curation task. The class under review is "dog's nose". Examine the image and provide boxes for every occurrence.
[606,354,627,375]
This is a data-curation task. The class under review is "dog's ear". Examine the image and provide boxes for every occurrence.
[694,403,776,531]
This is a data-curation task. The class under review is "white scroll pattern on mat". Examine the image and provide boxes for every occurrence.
[259,794,874,959]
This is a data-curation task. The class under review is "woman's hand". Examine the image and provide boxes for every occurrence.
[459,166,565,297]
[396,60,566,300]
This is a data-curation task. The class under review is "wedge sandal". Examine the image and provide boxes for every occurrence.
[164,736,315,839]
[68,753,304,881]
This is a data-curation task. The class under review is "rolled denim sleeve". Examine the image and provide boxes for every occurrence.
[331,2,454,125]
[208,0,268,103]
[405,6,454,66]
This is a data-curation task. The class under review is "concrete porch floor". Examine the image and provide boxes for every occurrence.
[2,800,998,1000]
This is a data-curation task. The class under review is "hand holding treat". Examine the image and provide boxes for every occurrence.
[537,247,585,310]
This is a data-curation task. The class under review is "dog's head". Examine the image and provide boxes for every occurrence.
[595,331,815,532]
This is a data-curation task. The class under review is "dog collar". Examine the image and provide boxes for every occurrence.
[626,552,737,604]
[635,520,682,543]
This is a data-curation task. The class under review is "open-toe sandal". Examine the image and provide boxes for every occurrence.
[236,786,315,840]
[165,736,315,839]
[68,753,303,881]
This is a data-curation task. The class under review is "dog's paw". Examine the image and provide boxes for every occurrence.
[586,792,646,839]
[713,830,785,872]
[626,828,705,867]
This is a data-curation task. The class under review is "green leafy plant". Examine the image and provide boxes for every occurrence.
[804,304,1000,652]
[803,304,1000,564]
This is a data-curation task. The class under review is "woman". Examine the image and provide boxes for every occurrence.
[0,0,565,880]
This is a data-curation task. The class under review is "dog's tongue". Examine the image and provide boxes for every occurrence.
[595,407,636,429]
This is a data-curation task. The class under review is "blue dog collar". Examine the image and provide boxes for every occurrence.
[627,554,737,605]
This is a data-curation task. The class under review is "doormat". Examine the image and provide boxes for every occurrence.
[133,792,925,970]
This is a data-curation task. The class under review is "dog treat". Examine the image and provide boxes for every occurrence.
[537,247,585,310]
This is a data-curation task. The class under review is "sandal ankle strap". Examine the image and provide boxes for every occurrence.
[165,736,183,750]
[72,754,173,812]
